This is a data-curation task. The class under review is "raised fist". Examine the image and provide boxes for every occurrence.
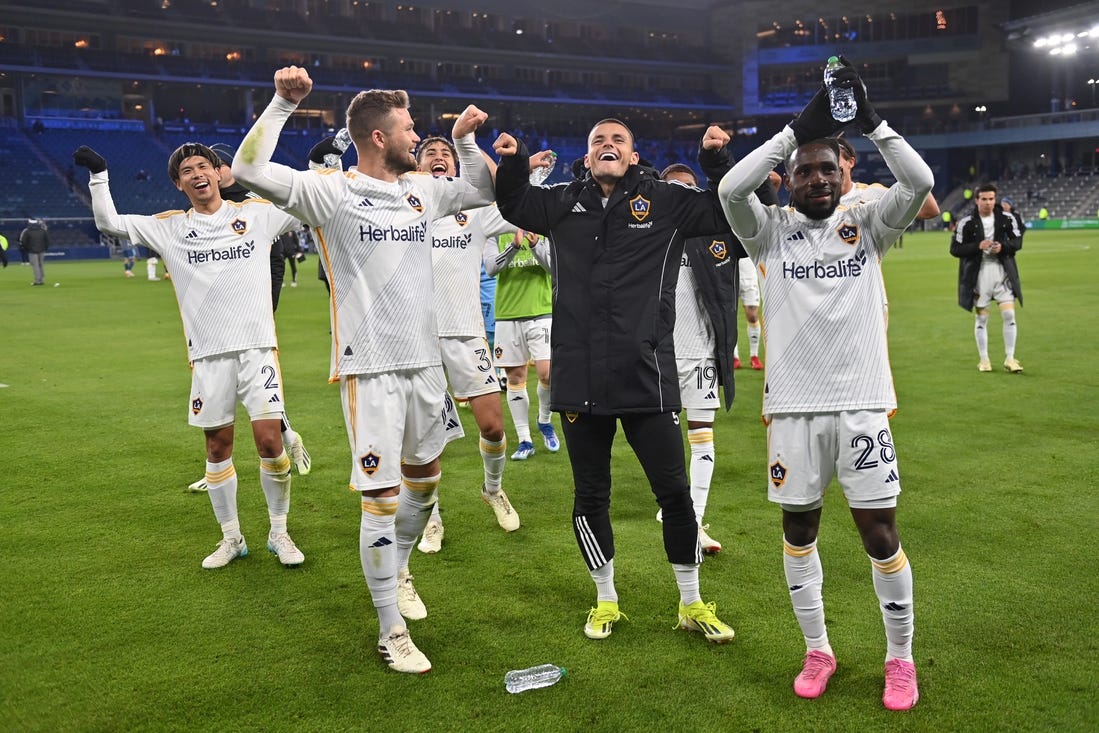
[73,145,107,174]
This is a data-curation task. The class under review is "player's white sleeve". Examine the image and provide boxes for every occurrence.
[866,121,935,233]
[478,204,517,238]
[452,133,495,210]
[483,236,516,276]
[88,170,171,252]
[530,237,552,269]
[718,127,795,250]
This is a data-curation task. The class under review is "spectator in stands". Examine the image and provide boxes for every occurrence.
[950,183,1025,373]
[19,218,50,286]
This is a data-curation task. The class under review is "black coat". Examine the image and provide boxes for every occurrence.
[19,222,49,253]
[495,138,731,415]
[950,205,1024,310]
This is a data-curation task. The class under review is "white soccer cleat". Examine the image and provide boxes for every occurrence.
[698,524,722,554]
[187,476,208,492]
[481,486,520,532]
[288,434,311,475]
[202,536,248,569]
[418,520,444,554]
[397,567,427,620]
[267,532,305,567]
[378,625,431,674]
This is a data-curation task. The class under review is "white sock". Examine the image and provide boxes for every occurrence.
[507,383,532,443]
[687,427,715,523]
[359,494,402,633]
[205,458,240,537]
[590,559,618,603]
[871,547,915,662]
[480,436,506,494]
[259,451,292,535]
[536,381,552,424]
[672,563,701,606]
[1001,308,1017,359]
[975,313,989,359]
[748,323,761,357]
[784,539,832,654]
[427,501,442,524]
[395,474,440,570]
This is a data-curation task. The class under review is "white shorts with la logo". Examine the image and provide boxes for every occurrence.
[188,348,285,429]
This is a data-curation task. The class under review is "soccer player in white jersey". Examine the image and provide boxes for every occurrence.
[717,57,933,711]
[232,66,495,674]
[412,136,521,552]
[73,142,306,571]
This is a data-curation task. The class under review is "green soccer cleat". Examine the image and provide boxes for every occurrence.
[676,600,735,643]
[584,600,627,639]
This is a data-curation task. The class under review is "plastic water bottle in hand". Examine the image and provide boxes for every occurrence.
[823,56,857,123]
[505,663,566,693]
[529,151,557,185]
[324,127,353,168]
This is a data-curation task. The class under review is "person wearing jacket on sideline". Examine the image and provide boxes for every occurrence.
[493,118,736,646]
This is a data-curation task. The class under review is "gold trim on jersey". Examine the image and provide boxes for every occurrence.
[154,210,186,219]
[314,226,341,382]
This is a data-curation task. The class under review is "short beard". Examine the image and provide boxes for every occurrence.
[385,147,417,176]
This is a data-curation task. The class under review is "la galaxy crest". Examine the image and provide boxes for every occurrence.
[769,460,788,489]
[191,396,203,415]
[454,212,469,227]
[709,239,728,261]
[230,218,248,236]
[630,195,651,222]
[406,193,424,213]
[360,451,381,476]
[836,222,859,245]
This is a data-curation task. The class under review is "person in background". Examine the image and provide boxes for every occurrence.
[20,218,50,286]
[950,183,1025,373]
[0,230,9,268]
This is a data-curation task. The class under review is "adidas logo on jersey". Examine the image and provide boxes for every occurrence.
[358,197,374,207]
[268,394,281,403]
[785,231,806,242]
[445,418,460,430]
[704,390,716,400]
[185,230,199,239]
[572,203,587,213]
[885,469,899,483]
[484,376,497,385]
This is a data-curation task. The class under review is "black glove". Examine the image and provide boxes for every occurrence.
[833,55,881,134]
[789,87,838,145]
[73,145,107,174]
[308,136,343,165]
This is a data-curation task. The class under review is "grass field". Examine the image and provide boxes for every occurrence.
[1,229,1097,732]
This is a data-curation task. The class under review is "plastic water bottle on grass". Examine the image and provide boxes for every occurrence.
[505,663,566,693]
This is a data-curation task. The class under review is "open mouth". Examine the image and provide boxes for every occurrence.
[431,161,448,174]
[193,180,210,191]
[598,151,618,161]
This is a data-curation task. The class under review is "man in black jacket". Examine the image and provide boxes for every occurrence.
[493,119,735,644]
[19,218,50,286]
[949,183,1024,373]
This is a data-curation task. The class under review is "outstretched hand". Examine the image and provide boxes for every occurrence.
[789,87,838,144]
[702,125,730,151]
[493,133,519,158]
[833,55,880,133]
[274,66,313,104]
[452,105,488,139]
[73,145,107,174]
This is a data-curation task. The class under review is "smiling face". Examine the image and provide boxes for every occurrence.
[381,107,420,176]
[173,154,223,208]
[785,142,843,220]
[584,120,639,188]
[417,138,456,177]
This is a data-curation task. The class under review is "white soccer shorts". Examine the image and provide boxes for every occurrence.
[440,335,500,399]
[738,257,760,307]
[493,317,552,367]
[341,366,452,490]
[188,348,285,429]
[975,262,1016,308]
[765,410,901,508]
[677,355,720,411]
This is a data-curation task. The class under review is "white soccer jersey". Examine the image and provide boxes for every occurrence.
[841,181,888,207]
[89,175,296,361]
[719,123,934,415]
[673,252,714,359]
[233,95,495,380]
[431,204,514,338]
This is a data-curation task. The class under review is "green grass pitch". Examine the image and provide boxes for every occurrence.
[1,229,1096,731]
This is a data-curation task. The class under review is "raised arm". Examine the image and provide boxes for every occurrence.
[73,145,129,239]
[232,66,313,206]
[451,104,495,206]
